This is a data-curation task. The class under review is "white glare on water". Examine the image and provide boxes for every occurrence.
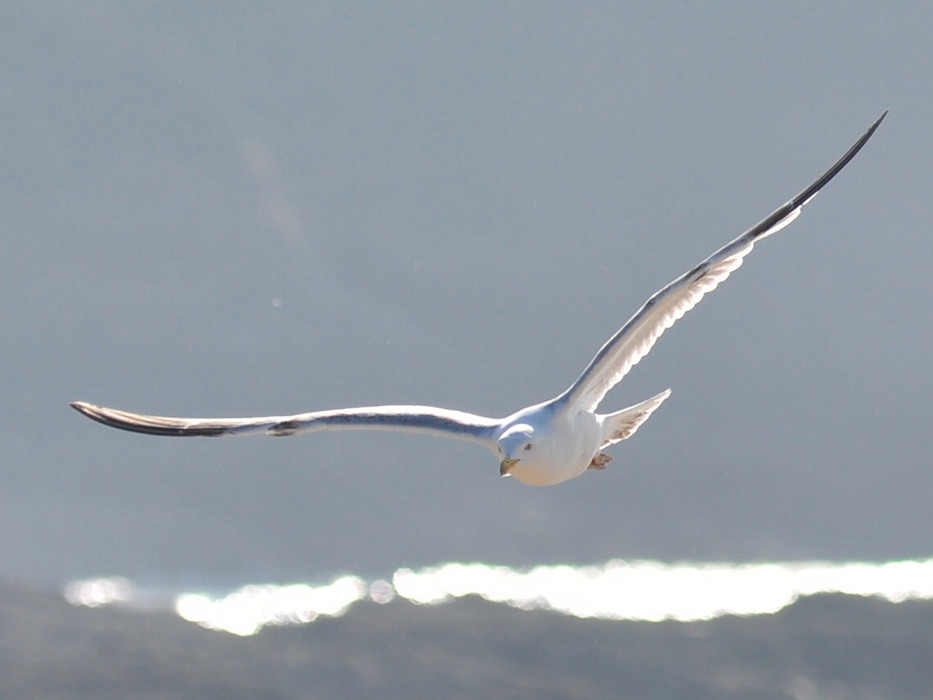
[65,557,933,636]
[64,577,135,608]
[175,576,368,636]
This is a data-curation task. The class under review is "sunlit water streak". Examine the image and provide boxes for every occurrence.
[64,557,933,636]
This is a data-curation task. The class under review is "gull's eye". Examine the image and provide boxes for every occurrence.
[524,443,533,451]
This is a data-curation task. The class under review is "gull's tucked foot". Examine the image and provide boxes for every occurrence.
[588,453,612,471]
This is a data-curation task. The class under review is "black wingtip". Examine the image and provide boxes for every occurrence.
[69,400,207,436]
[70,400,95,417]
[855,110,888,156]
[70,400,120,429]
[70,401,122,430]
[869,109,889,135]
[788,110,888,211]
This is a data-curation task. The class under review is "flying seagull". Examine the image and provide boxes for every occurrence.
[72,113,887,486]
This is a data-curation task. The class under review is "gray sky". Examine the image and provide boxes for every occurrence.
[2,2,930,588]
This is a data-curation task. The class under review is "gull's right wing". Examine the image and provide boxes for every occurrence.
[70,400,502,447]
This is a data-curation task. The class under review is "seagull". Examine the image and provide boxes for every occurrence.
[72,113,886,486]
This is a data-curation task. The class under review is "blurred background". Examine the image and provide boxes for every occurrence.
[2,2,929,593]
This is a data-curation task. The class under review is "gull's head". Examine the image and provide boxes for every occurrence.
[497,424,536,478]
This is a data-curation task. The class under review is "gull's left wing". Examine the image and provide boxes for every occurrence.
[557,112,887,414]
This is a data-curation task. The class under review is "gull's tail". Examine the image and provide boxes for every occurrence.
[598,389,672,448]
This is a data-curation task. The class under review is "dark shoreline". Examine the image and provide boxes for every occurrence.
[2,581,930,699]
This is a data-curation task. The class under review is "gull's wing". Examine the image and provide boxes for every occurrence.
[70,401,502,448]
[557,112,887,414]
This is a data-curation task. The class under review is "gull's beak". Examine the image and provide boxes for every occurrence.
[499,457,519,477]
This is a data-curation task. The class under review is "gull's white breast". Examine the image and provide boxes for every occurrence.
[508,409,602,486]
